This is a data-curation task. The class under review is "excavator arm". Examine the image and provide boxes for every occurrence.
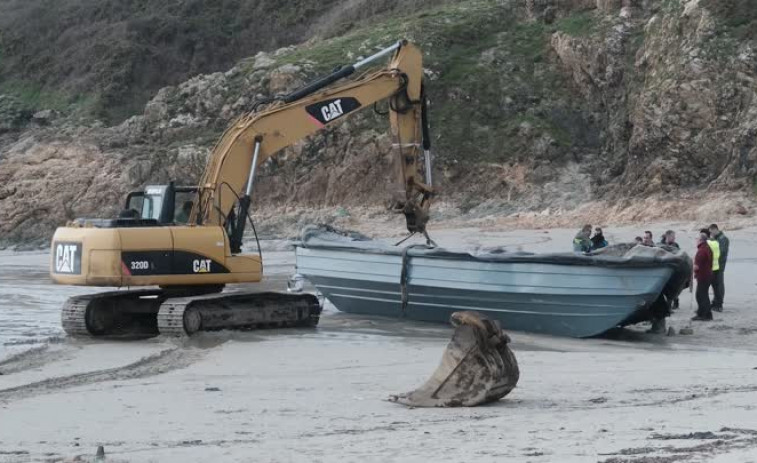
[192,40,434,253]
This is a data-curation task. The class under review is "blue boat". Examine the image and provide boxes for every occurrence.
[294,227,691,338]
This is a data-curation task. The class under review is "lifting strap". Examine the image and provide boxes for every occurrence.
[399,244,433,317]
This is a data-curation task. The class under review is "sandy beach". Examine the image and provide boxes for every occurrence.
[1,222,756,463]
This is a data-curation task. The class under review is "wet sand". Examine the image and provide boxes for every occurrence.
[1,223,756,462]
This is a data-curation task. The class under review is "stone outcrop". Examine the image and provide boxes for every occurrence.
[0,136,126,243]
[626,1,757,194]
[547,0,757,196]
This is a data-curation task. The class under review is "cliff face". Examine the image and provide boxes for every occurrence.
[0,0,756,245]
[548,0,757,197]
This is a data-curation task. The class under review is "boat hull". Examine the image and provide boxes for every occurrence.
[296,247,676,338]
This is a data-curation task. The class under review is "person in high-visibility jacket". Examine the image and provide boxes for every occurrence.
[709,224,729,312]
[702,229,721,272]
[701,229,721,314]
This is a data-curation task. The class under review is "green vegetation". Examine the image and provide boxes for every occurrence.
[0,0,598,166]
[696,0,756,61]
[275,0,582,164]
[553,11,597,37]
[0,0,442,123]
[510,115,572,147]
[660,0,683,12]
[702,0,757,41]
[0,79,70,112]
[276,1,508,71]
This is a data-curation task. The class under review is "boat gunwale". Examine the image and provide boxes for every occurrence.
[296,244,688,271]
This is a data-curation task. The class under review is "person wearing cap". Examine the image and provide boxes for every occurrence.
[708,224,729,312]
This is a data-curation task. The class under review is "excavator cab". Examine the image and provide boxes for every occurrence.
[121,182,198,225]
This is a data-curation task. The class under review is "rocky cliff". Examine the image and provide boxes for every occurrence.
[1,0,756,246]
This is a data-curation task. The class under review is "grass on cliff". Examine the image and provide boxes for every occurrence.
[702,0,757,41]
[553,11,598,37]
[0,79,72,112]
[274,0,577,164]
[1,0,589,168]
[0,0,455,123]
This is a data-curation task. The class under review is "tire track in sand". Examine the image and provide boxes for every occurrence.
[0,344,71,375]
[0,346,204,403]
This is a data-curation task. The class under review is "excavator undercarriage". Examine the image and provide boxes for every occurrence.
[61,287,320,338]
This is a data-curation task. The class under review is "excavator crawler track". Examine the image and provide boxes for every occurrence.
[61,289,321,339]
[157,291,321,337]
[61,289,165,338]
[61,296,92,337]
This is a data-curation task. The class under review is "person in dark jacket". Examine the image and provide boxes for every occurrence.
[708,224,729,312]
[659,230,681,309]
[692,233,714,321]
[590,227,608,250]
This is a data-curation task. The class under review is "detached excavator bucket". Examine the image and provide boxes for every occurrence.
[389,311,520,407]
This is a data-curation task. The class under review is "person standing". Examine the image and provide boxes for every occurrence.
[573,224,592,253]
[692,233,714,321]
[660,230,681,308]
[702,230,721,300]
[709,224,729,312]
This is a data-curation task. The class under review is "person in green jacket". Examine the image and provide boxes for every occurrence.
[709,224,729,312]
[573,224,593,253]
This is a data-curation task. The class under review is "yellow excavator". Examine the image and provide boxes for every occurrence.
[50,40,435,337]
